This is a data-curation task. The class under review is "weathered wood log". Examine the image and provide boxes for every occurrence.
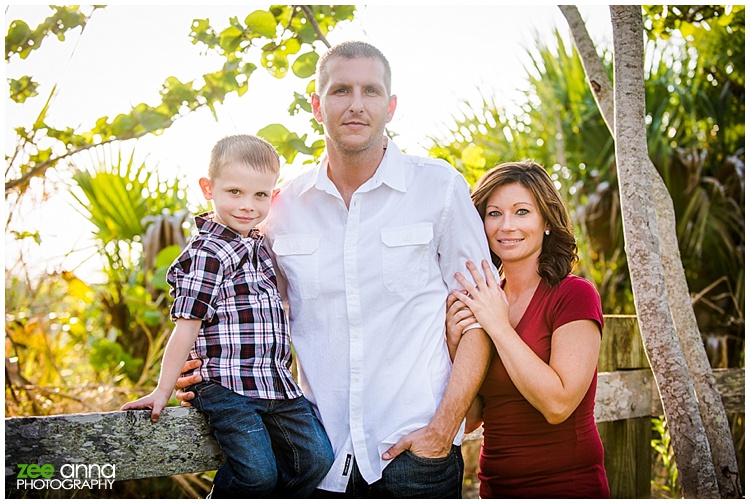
[5,407,224,487]
[594,370,653,423]
[650,368,745,417]
[6,368,742,488]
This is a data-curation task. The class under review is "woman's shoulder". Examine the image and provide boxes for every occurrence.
[555,274,600,296]
[544,275,603,330]
[546,275,602,311]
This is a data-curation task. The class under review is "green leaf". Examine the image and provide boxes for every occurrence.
[155,245,182,268]
[151,266,171,292]
[218,25,244,53]
[257,123,291,144]
[110,113,137,137]
[262,49,289,78]
[9,76,40,103]
[279,37,301,55]
[133,106,171,132]
[245,10,277,38]
[272,5,295,28]
[288,136,312,154]
[5,20,31,59]
[143,310,162,327]
[291,51,318,78]
[461,145,486,170]
[190,18,212,45]
[10,230,41,245]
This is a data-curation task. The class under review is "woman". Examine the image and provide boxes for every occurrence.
[447,161,609,498]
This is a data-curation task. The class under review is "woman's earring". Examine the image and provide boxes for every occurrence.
[544,229,550,236]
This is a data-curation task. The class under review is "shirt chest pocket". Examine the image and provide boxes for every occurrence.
[272,234,320,300]
[381,224,434,293]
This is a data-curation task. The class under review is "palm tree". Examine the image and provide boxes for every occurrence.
[70,147,190,380]
[429,13,744,362]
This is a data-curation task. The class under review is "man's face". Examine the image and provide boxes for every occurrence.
[312,56,397,155]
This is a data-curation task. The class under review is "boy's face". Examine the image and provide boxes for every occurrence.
[199,162,277,237]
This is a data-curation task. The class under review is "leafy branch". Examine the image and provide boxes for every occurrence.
[5,5,356,199]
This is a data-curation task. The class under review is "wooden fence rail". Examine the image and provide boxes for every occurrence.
[5,316,744,497]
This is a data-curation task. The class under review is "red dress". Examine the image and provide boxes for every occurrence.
[477,275,610,498]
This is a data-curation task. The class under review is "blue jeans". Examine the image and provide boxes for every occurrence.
[312,444,464,498]
[188,381,334,498]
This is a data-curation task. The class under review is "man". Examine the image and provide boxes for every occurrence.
[178,41,495,498]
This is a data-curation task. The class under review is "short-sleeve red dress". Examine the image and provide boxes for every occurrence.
[477,275,610,498]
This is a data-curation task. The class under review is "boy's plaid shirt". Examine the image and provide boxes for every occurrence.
[167,212,302,399]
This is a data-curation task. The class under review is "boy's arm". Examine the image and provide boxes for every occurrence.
[121,318,202,421]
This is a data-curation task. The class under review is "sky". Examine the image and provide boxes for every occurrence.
[5,4,613,283]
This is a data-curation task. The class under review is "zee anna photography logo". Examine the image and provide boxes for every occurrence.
[15,462,116,490]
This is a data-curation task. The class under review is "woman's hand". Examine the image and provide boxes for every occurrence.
[453,260,510,333]
[445,291,476,361]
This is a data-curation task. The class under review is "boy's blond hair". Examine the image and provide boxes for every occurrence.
[208,135,280,179]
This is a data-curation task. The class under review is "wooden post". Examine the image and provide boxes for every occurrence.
[598,314,652,498]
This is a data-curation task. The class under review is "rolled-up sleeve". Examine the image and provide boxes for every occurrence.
[167,247,223,321]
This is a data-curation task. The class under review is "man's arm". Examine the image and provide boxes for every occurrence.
[382,327,491,459]
[383,169,494,459]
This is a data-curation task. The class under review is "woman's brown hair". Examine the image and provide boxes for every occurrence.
[471,161,578,286]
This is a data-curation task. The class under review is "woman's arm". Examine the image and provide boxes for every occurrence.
[464,394,484,433]
[485,319,600,424]
[453,260,600,424]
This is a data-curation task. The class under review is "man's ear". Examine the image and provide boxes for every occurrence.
[199,177,213,200]
[311,93,323,123]
[386,94,398,123]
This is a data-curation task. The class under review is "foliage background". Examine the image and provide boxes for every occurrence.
[5,4,744,498]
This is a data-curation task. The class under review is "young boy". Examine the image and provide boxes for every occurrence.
[121,135,333,498]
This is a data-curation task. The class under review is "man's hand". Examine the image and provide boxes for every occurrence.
[381,425,453,461]
[174,359,202,405]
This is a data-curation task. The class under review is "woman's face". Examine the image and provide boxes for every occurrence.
[483,182,547,267]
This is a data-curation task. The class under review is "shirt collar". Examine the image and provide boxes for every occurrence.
[195,212,262,242]
[300,138,407,196]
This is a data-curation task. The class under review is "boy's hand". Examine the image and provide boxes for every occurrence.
[174,359,203,405]
[121,390,171,422]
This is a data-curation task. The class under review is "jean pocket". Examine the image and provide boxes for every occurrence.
[381,224,433,293]
[403,444,458,465]
[272,234,320,300]
[186,380,221,410]
[384,445,463,498]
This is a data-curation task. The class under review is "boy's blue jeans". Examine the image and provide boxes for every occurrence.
[187,380,334,498]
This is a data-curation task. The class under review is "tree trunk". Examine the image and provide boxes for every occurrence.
[559,5,740,497]
[608,5,720,498]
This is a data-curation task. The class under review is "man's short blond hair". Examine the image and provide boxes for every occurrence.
[208,135,280,179]
[316,40,392,96]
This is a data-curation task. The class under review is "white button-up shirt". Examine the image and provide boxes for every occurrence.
[264,139,494,492]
